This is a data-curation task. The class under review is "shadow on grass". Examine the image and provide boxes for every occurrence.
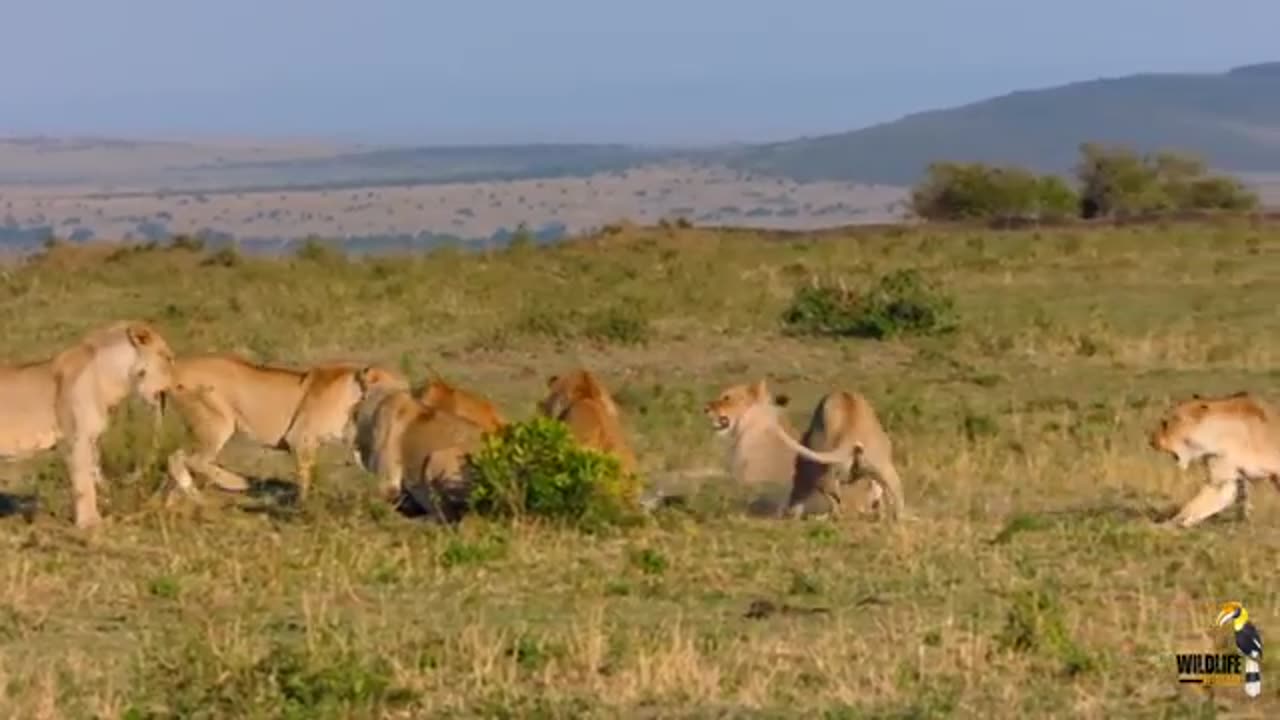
[0,492,38,523]
[986,491,1246,545]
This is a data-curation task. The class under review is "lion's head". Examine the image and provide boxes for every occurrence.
[704,379,789,436]
[540,369,617,419]
[354,365,408,395]
[1149,392,1259,469]
[124,322,176,408]
[418,379,506,432]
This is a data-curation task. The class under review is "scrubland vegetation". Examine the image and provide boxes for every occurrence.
[911,144,1259,223]
[2,217,1280,718]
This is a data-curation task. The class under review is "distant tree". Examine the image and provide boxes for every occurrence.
[910,162,1078,222]
[1035,176,1080,221]
[1075,143,1257,217]
[1076,143,1160,218]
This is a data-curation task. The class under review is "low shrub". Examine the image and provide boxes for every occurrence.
[781,269,957,340]
[467,416,643,528]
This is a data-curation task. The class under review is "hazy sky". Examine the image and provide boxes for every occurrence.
[4,0,1278,145]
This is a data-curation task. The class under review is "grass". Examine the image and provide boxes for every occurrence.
[2,220,1280,717]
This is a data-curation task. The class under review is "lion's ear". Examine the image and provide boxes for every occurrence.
[774,394,791,407]
[1191,393,1202,400]
[546,374,559,388]
[355,365,382,390]
[126,324,155,348]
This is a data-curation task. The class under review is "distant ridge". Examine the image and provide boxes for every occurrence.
[709,62,1280,184]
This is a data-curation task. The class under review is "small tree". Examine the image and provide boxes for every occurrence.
[911,162,1078,222]
[1035,176,1080,221]
[1076,143,1258,217]
[1075,142,1168,218]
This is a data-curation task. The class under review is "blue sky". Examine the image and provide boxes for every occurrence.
[4,0,1278,144]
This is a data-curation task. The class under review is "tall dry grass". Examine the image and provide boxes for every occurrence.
[0,220,1277,717]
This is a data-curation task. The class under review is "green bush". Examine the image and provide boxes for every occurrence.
[467,416,643,528]
[1077,144,1259,218]
[781,269,957,340]
[582,305,652,346]
[910,162,1079,222]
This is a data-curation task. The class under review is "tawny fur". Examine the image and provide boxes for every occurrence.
[0,320,175,528]
[783,389,905,521]
[1149,391,1280,528]
[163,353,402,501]
[415,378,507,433]
[539,369,638,475]
[353,371,486,522]
[704,379,900,520]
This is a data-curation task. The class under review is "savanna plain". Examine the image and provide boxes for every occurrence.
[1,220,1278,719]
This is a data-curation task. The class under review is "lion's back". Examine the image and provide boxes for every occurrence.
[0,361,61,457]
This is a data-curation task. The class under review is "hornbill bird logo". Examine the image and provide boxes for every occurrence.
[1217,601,1262,698]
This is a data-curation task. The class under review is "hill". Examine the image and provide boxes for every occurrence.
[714,62,1280,185]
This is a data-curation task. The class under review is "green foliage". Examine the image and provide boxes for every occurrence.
[910,162,1080,222]
[781,269,957,340]
[1179,177,1259,211]
[131,639,413,719]
[467,416,643,528]
[582,305,652,346]
[1077,143,1259,218]
[914,144,1258,223]
[511,303,652,346]
[997,587,1097,677]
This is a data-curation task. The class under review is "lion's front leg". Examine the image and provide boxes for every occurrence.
[65,436,103,529]
[1167,458,1240,529]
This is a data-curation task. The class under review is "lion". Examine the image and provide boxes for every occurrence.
[704,379,903,520]
[0,320,175,528]
[163,353,403,502]
[538,368,638,475]
[1149,391,1280,528]
[416,377,507,433]
[352,368,486,521]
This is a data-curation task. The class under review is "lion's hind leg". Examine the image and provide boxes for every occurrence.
[854,447,906,522]
[405,447,470,524]
[166,387,249,495]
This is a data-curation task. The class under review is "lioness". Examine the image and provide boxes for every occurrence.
[0,320,175,528]
[163,353,402,501]
[1149,391,1280,528]
[416,377,507,432]
[705,379,900,520]
[539,368,638,475]
[353,368,486,521]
